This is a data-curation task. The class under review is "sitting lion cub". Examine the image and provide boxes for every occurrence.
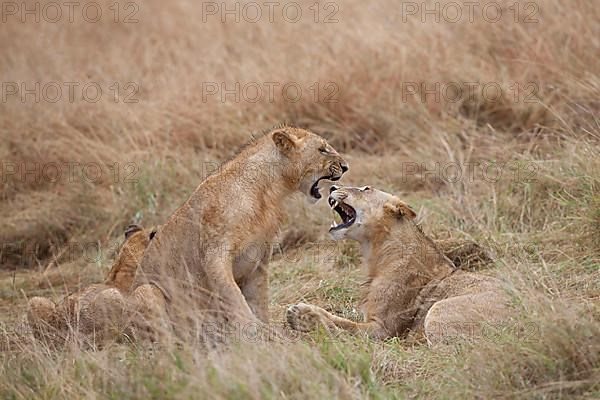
[131,126,349,339]
[27,224,157,342]
[286,185,510,345]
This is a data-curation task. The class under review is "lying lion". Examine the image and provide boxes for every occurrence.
[27,224,157,343]
[286,185,510,345]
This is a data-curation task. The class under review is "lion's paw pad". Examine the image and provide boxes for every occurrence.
[286,303,324,332]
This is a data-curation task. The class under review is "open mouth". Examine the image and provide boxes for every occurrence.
[310,174,341,199]
[328,197,356,231]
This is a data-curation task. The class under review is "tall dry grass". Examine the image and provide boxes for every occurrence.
[1,0,599,398]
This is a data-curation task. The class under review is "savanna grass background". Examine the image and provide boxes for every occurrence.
[1,0,599,398]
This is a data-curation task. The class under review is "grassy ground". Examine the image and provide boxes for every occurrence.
[1,0,599,398]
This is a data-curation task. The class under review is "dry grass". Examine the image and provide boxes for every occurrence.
[1,0,599,398]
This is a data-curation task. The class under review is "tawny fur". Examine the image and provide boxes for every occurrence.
[105,224,157,292]
[27,225,156,343]
[128,126,348,340]
[286,186,510,345]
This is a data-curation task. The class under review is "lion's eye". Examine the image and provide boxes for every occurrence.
[319,147,329,154]
[360,186,371,192]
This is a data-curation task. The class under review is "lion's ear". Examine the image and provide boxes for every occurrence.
[272,130,297,154]
[124,224,143,239]
[384,197,416,220]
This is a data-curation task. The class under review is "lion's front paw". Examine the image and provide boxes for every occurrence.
[286,303,333,333]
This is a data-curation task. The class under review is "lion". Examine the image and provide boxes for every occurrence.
[27,224,158,343]
[286,185,510,345]
[105,224,158,291]
[129,125,349,340]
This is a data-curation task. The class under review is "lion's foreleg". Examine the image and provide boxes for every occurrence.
[206,253,258,326]
[240,262,269,323]
[286,303,388,338]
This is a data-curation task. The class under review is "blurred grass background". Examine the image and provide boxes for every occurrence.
[0,0,599,398]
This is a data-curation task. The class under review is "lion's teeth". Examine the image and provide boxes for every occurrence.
[334,201,339,208]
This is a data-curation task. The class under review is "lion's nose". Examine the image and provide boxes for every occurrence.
[330,185,339,194]
[341,163,349,173]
